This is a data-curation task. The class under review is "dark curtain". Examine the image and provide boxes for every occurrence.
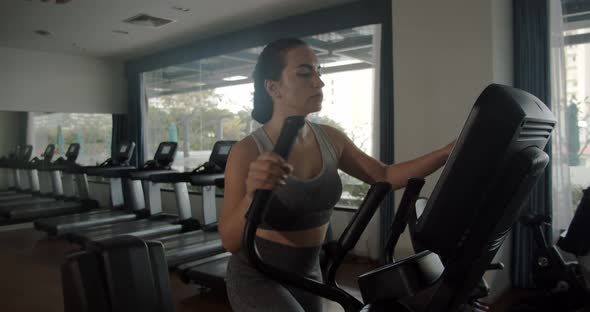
[126,74,146,167]
[377,0,395,264]
[111,114,128,158]
[511,0,552,289]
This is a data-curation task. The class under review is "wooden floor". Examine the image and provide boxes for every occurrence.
[0,224,529,312]
[0,225,376,312]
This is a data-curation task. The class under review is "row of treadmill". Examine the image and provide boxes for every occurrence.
[0,139,236,291]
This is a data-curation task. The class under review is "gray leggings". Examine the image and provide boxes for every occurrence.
[226,237,323,312]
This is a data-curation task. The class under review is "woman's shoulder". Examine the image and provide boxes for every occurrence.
[229,135,260,161]
[313,123,345,157]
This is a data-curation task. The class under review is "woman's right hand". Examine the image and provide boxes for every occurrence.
[245,152,293,196]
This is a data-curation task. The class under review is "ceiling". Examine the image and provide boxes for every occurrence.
[144,25,377,97]
[0,0,354,60]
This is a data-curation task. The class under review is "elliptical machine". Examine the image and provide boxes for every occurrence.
[243,85,556,311]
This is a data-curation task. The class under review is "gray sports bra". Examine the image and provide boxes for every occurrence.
[250,121,342,231]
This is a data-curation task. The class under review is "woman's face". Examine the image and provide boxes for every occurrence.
[270,45,325,115]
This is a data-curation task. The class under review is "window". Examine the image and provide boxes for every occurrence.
[555,23,590,233]
[31,113,113,166]
[143,25,379,207]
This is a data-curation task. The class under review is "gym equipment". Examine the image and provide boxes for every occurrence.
[34,142,137,236]
[0,144,55,206]
[0,144,99,225]
[61,235,174,312]
[0,145,34,197]
[512,187,590,311]
[244,84,555,311]
[146,140,235,268]
[65,142,182,245]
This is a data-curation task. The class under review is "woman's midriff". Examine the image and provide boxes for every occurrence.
[255,223,329,248]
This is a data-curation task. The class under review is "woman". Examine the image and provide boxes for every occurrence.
[219,38,453,312]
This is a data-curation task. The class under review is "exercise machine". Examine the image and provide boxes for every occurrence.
[34,142,137,236]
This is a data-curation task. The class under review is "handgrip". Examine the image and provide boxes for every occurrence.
[245,116,306,227]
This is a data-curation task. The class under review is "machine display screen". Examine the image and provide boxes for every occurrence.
[218,145,231,155]
[69,145,75,152]
[120,145,128,153]
[161,145,172,155]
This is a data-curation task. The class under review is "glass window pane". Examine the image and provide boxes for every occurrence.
[557,26,590,232]
[143,25,379,207]
[31,113,113,166]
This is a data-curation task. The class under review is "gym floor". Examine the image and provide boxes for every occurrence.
[0,226,385,312]
[0,226,528,312]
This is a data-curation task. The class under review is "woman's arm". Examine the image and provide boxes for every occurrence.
[218,137,292,253]
[322,125,453,189]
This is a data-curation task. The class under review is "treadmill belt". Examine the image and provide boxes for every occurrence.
[0,190,18,196]
[68,218,182,244]
[35,210,136,235]
[6,201,84,220]
[0,197,56,210]
[0,193,34,202]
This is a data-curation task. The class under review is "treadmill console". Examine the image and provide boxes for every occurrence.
[43,144,56,161]
[65,143,80,161]
[114,142,136,165]
[209,140,236,171]
[21,145,33,161]
[154,142,178,168]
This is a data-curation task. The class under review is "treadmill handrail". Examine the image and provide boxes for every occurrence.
[148,171,224,186]
[62,163,136,175]
[129,169,179,180]
[86,166,138,178]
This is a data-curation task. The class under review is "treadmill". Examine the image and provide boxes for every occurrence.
[147,140,235,267]
[0,144,99,226]
[0,145,34,198]
[34,142,138,236]
[0,151,16,194]
[66,142,189,246]
[0,145,57,206]
[0,146,21,194]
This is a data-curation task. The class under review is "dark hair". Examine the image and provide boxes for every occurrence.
[252,38,307,123]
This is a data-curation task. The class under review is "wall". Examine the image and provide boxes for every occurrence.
[390,0,513,300]
[0,47,127,114]
[0,112,27,154]
[0,111,27,188]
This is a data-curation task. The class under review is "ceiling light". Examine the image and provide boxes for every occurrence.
[71,43,85,50]
[222,75,248,81]
[40,0,72,4]
[124,14,175,28]
[172,6,190,12]
[34,30,52,36]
